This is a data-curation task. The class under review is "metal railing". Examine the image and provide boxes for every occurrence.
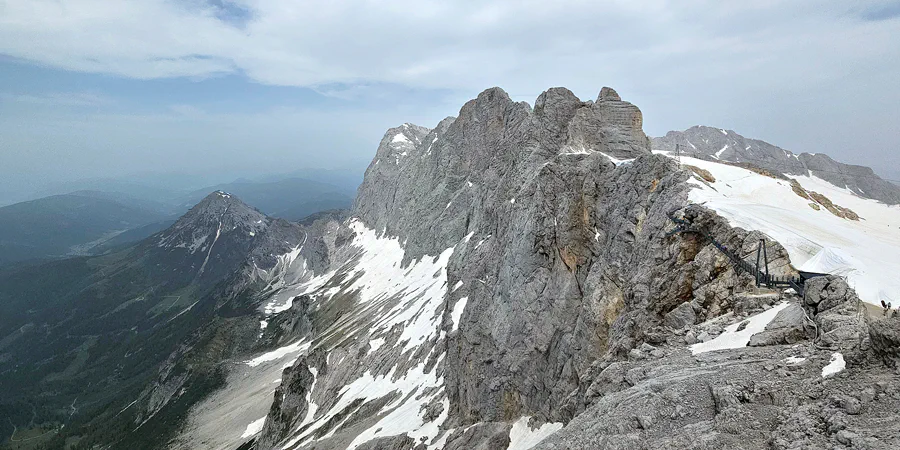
[666,212,826,296]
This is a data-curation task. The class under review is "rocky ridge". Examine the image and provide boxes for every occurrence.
[652,126,900,205]
[191,87,900,450]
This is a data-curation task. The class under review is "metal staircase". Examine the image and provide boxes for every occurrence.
[666,212,827,296]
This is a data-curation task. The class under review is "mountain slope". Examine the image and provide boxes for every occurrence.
[651,126,900,204]
[0,191,324,449]
[0,193,167,265]
[7,88,899,450]
[178,87,899,450]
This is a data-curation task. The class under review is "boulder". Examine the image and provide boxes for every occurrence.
[803,276,869,355]
[733,293,780,315]
[665,302,697,329]
[748,303,815,346]
[868,315,900,365]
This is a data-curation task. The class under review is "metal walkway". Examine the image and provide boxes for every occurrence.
[666,212,827,296]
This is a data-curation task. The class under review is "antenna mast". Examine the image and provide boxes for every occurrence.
[675,143,682,167]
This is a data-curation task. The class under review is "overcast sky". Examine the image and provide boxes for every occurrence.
[1,0,899,203]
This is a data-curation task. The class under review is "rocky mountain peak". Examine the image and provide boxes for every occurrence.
[166,191,267,238]
[371,123,432,167]
[151,191,303,285]
[161,85,900,450]
[352,86,653,260]
[183,190,260,219]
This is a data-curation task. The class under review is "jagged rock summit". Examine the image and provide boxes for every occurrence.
[354,86,652,259]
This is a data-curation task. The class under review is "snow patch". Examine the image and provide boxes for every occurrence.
[598,152,635,166]
[508,416,563,450]
[450,297,468,332]
[241,416,266,438]
[680,154,900,306]
[269,220,459,449]
[821,353,846,377]
[562,145,591,155]
[691,302,790,354]
[197,221,223,275]
[286,359,447,449]
[369,337,386,353]
[243,340,309,368]
[715,144,728,159]
[391,134,412,145]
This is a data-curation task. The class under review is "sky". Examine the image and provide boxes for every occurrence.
[1,0,899,204]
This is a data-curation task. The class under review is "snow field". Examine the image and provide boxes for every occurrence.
[665,153,900,306]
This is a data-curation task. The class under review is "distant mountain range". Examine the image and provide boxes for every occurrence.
[0,193,168,266]
[176,177,353,221]
[652,126,900,205]
[0,176,355,267]
[3,168,364,208]
[0,191,315,449]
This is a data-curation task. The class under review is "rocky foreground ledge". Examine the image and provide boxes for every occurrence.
[536,275,900,450]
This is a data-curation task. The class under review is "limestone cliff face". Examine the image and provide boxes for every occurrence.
[347,87,796,431]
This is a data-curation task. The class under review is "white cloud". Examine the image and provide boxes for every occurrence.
[1,0,899,188]
[1,0,897,97]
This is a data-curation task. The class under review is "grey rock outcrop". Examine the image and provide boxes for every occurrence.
[353,434,416,450]
[652,126,900,205]
[533,343,900,450]
[257,350,326,450]
[748,303,815,346]
[868,315,900,365]
[665,302,697,329]
[803,276,870,357]
[352,86,798,429]
[442,422,511,450]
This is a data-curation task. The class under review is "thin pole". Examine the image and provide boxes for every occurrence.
[755,240,762,287]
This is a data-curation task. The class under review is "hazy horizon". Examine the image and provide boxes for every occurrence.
[2,1,900,204]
